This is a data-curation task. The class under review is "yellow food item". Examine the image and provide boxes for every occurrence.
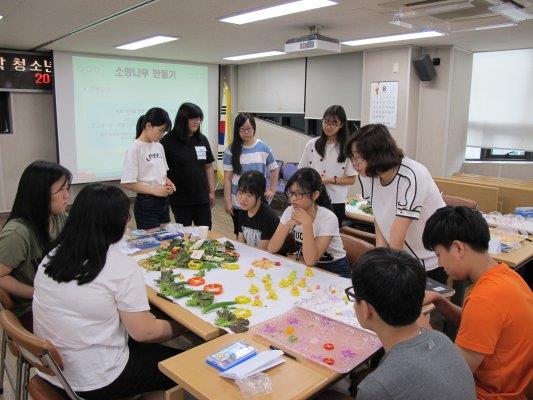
[298,278,307,288]
[261,274,272,283]
[305,267,314,277]
[245,268,255,278]
[249,284,260,294]
[188,260,203,270]
[176,273,185,281]
[232,308,252,319]
[291,286,300,297]
[235,295,251,304]
[223,263,240,270]
[285,326,295,335]
[252,295,263,307]
[279,279,289,288]
[267,289,278,300]
[264,280,272,291]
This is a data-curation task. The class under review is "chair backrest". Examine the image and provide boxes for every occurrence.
[276,160,284,179]
[442,194,478,209]
[281,162,299,183]
[340,226,376,246]
[0,310,81,399]
[341,233,374,268]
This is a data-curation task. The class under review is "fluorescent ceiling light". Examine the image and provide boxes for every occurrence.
[342,31,444,46]
[116,35,178,50]
[0,15,3,21]
[220,0,337,25]
[488,3,532,22]
[223,51,285,61]
[475,22,517,30]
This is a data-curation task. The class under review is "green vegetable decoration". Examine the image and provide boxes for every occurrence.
[156,273,195,299]
[214,308,250,333]
[201,301,237,314]
[360,203,373,215]
[186,291,215,308]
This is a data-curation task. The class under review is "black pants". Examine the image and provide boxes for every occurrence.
[169,201,212,229]
[332,203,346,228]
[231,209,242,236]
[52,340,178,400]
[134,194,170,230]
[427,266,448,285]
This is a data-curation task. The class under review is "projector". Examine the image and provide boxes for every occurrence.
[284,32,341,54]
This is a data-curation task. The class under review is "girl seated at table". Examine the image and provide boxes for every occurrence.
[236,170,280,250]
[0,160,71,331]
[33,184,183,400]
[267,168,350,278]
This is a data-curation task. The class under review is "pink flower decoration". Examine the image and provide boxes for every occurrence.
[263,323,277,334]
[341,349,357,358]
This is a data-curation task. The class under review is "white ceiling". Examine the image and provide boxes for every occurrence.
[1,0,532,64]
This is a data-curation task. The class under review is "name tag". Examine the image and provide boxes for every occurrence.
[195,146,207,160]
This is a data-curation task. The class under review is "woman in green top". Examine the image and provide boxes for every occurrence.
[0,160,71,331]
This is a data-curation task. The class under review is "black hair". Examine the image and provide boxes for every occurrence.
[230,113,256,175]
[237,170,266,202]
[352,247,426,326]
[284,168,332,210]
[135,107,172,139]
[43,184,130,285]
[315,105,349,163]
[171,102,204,141]
[345,124,404,177]
[5,161,72,251]
[423,206,490,252]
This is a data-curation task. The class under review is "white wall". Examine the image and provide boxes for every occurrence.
[463,161,533,181]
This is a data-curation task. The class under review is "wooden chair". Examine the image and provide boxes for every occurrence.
[442,194,478,209]
[341,233,374,268]
[340,226,376,246]
[0,309,136,400]
[0,288,27,400]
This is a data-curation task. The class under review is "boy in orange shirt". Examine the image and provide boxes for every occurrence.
[422,206,533,400]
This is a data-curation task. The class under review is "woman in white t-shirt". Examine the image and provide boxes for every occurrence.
[299,105,357,227]
[121,107,175,231]
[346,124,447,283]
[268,168,350,278]
[33,184,183,400]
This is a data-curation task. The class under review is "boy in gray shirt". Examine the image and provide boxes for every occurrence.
[344,248,475,400]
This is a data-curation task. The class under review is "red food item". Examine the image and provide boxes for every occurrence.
[187,277,205,286]
[166,254,176,260]
[170,247,179,254]
[203,283,223,295]
[323,357,335,365]
[274,261,281,266]
[323,342,335,351]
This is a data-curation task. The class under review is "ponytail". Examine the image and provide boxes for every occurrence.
[135,115,145,139]
[316,183,332,210]
[135,107,172,139]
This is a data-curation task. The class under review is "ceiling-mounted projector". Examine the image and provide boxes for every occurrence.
[284,26,341,54]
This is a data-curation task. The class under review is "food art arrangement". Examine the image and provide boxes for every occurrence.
[134,238,381,371]
[253,307,381,373]
[346,199,373,216]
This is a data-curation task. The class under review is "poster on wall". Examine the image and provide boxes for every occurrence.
[369,81,398,128]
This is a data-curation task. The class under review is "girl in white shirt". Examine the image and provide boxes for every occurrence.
[33,184,184,400]
[346,124,447,283]
[299,105,357,227]
[121,107,175,231]
[268,168,350,278]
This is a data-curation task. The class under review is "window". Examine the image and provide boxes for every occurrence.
[465,146,532,161]
[0,92,11,134]
[253,112,360,137]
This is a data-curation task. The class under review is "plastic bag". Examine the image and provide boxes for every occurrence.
[235,372,273,398]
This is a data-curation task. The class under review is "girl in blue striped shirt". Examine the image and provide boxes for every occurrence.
[223,113,280,236]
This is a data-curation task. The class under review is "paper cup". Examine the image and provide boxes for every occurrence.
[198,226,209,239]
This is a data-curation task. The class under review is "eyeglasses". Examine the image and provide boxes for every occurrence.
[351,154,364,164]
[51,185,70,196]
[345,286,358,302]
[322,120,341,128]
[286,191,311,200]
[239,127,254,134]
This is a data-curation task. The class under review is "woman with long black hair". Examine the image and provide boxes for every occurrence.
[161,102,216,228]
[223,113,279,236]
[298,105,357,227]
[33,184,182,400]
[0,160,71,330]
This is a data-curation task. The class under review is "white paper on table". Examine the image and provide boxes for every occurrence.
[219,350,284,379]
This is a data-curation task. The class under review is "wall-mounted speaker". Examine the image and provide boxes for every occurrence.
[413,54,437,81]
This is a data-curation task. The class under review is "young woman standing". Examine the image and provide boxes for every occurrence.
[299,105,356,227]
